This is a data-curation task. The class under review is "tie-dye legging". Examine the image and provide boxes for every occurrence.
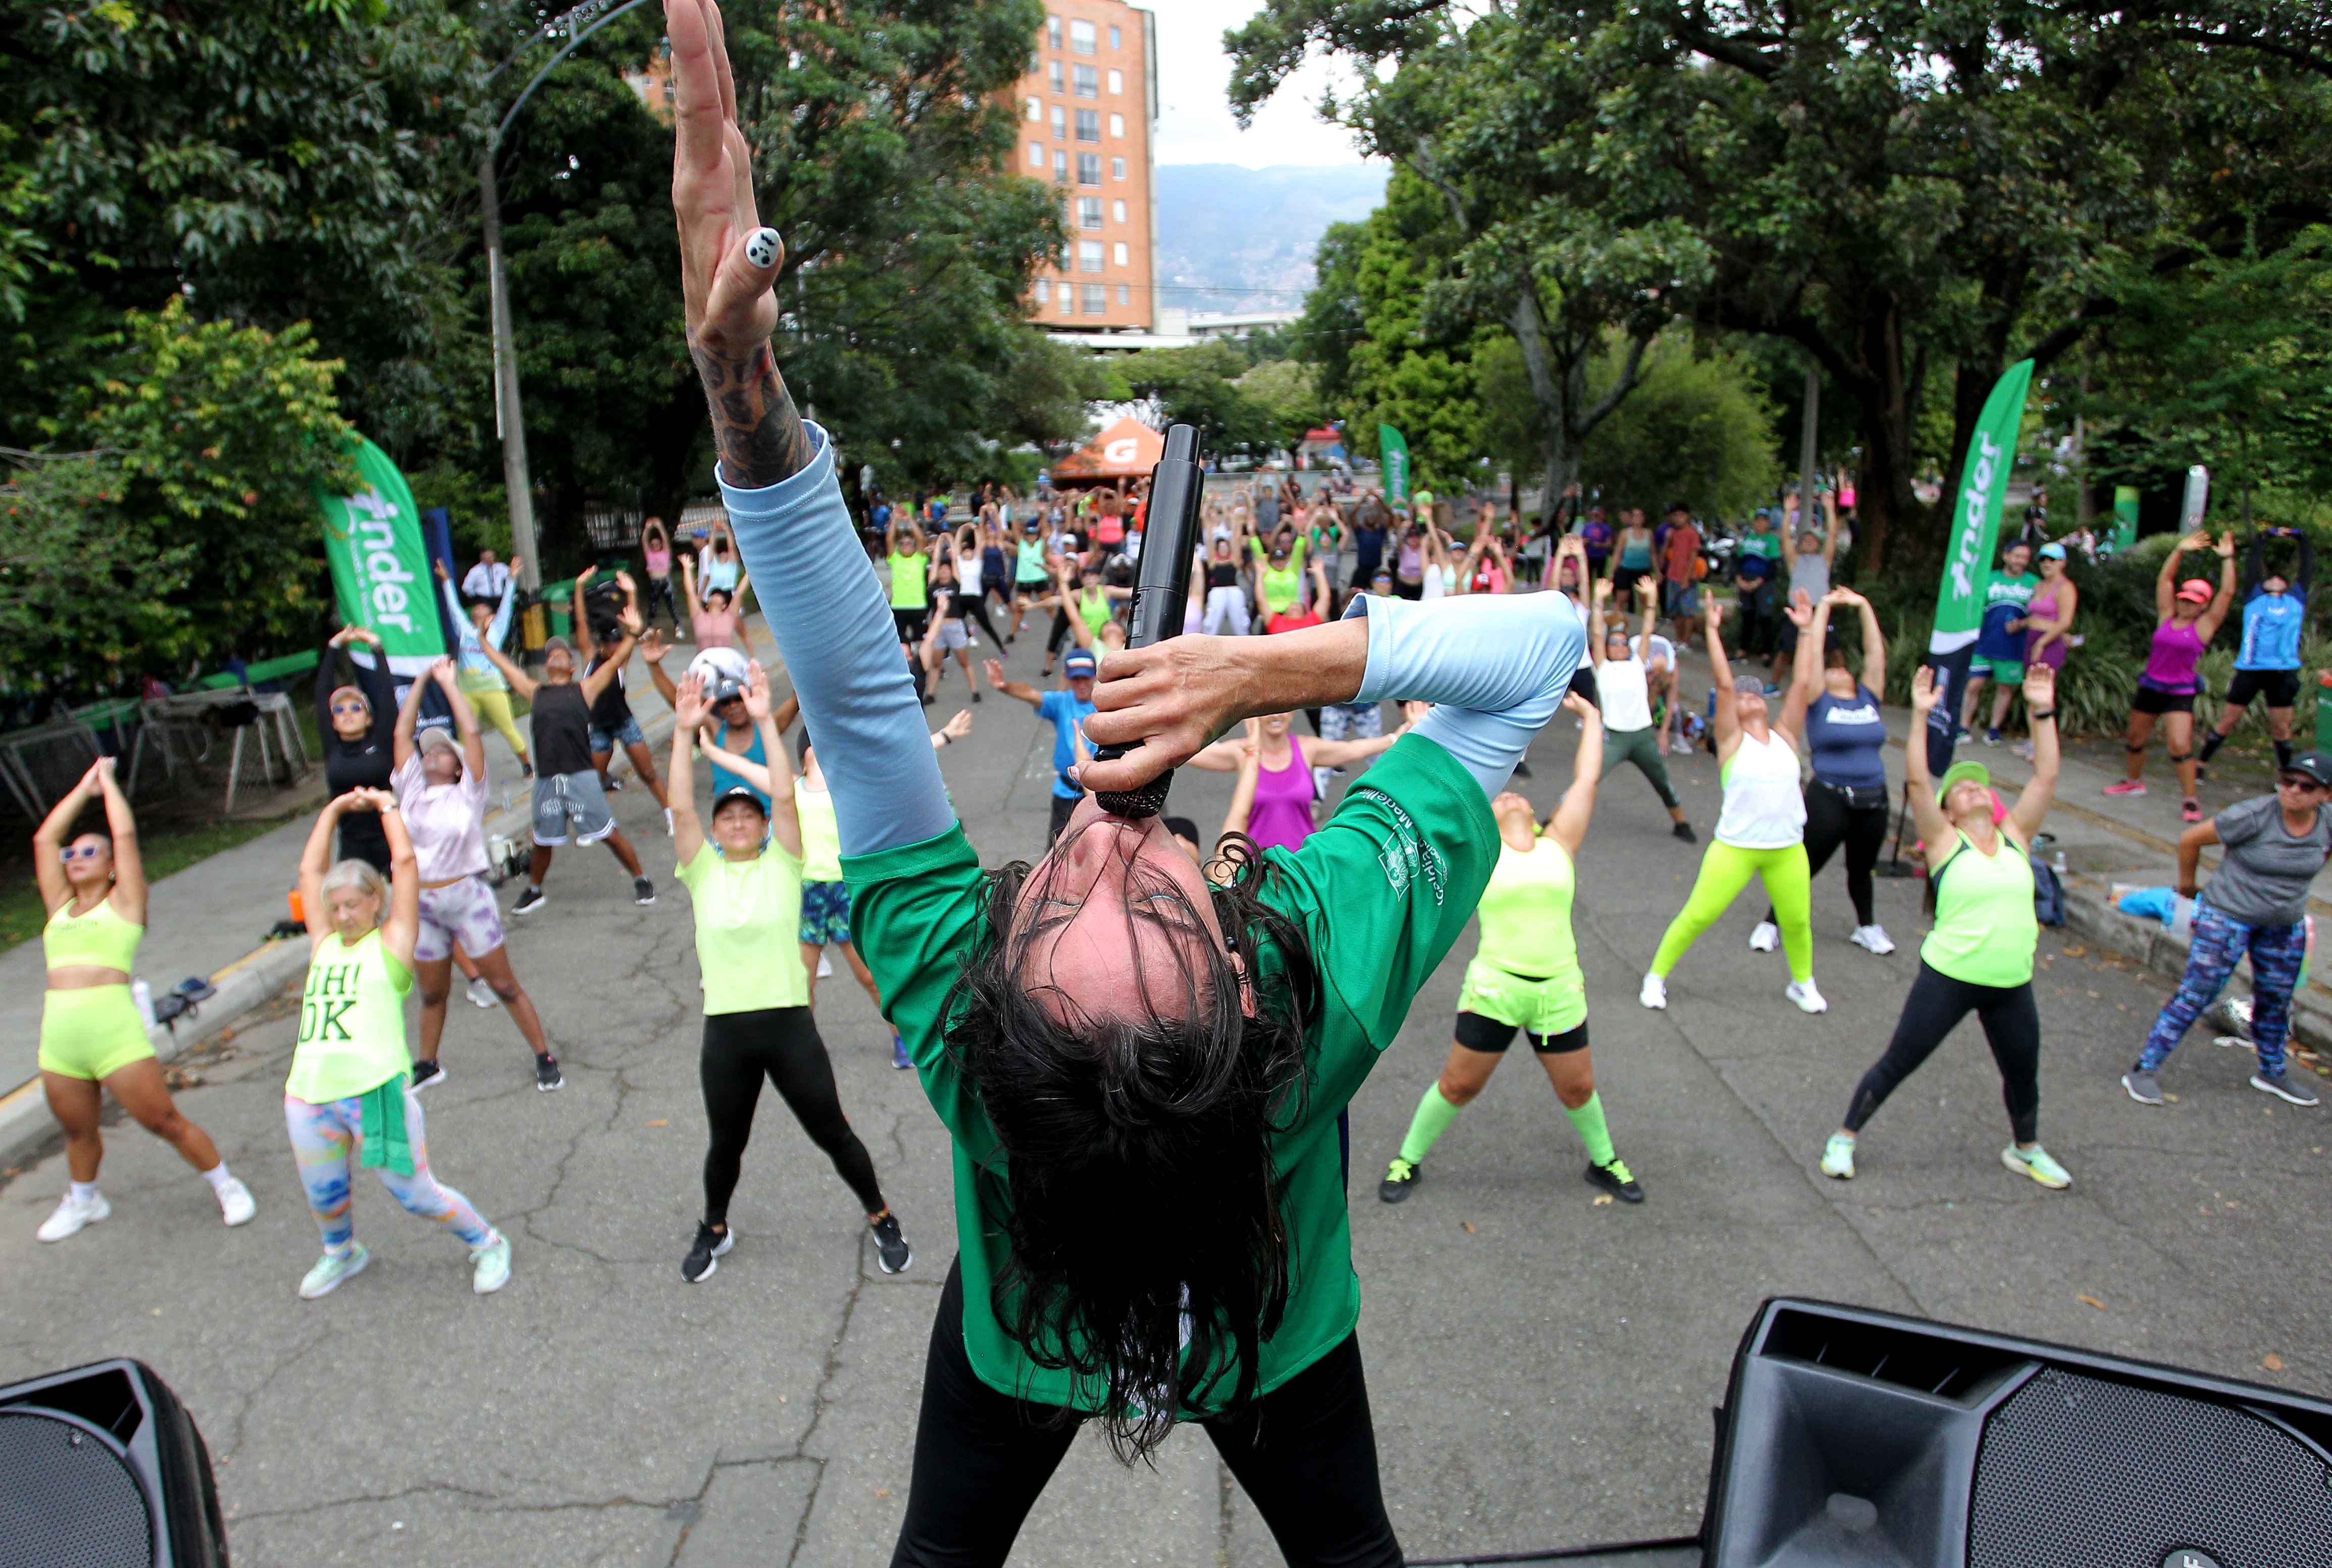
[284,1088,495,1253]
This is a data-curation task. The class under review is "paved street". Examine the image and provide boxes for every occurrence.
[6,609,2329,1566]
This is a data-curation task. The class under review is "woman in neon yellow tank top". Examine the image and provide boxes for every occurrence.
[1641,591,1828,1016]
[287,789,512,1299]
[1376,691,1645,1206]
[31,758,254,1243]
[1820,663,2073,1191]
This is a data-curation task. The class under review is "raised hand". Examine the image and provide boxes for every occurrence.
[2179,530,2212,552]
[982,657,1007,690]
[639,628,671,664]
[1783,588,1815,628]
[942,708,974,742]
[1561,689,1599,722]
[1634,574,1656,602]
[1909,664,1939,715]
[433,558,450,581]
[1703,595,1726,632]
[431,656,459,689]
[2215,530,2237,558]
[673,670,709,730]
[2021,660,2057,712]
[743,661,772,719]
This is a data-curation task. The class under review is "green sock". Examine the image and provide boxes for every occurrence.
[1398,1084,1463,1165]
[1564,1092,1617,1167]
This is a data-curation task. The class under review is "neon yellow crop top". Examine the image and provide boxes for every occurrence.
[44,896,143,973]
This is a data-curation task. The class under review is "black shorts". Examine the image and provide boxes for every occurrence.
[892,607,929,643]
[2225,667,2300,709]
[1453,1013,1589,1056]
[1774,618,1841,658]
[2133,682,2196,716]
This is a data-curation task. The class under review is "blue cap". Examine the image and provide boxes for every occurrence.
[1064,650,1098,677]
[2038,542,2067,560]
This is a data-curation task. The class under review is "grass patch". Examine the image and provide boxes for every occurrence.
[0,810,301,957]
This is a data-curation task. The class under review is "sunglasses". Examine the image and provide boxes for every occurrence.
[2278,774,2325,791]
[60,845,106,861]
[330,701,370,716]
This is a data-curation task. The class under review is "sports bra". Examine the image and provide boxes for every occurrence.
[45,895,143,973]
[1207,562,1239,590]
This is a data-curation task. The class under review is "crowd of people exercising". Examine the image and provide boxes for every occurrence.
[21,11,2326,1558]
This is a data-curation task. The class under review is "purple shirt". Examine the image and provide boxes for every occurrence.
[1247,744,1319,853]
[392,753,489,883]
[2142,619,2205,692]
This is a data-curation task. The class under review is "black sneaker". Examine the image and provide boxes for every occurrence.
[871,1212,913,1275]
[1378,1156,1421,1203]
[1672,820,1698,844]
[682,1222,733,1283]
[535,1055,564,1092]
[603,773,624,792]
[972,690,983,703]
[1586,1159,1645,1203]
[519,761,535,779]
[409,1058,446,1093]
[512,885,546,916]
[632,877,657,906]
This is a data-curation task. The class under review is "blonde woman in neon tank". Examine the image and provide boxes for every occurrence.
[32,758,254,1242]
[1377,690,1645,1207]
[1640,591,1829,1015]
[287,789,511,1299]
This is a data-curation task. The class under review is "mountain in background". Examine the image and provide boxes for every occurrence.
[1153,164,1389,315]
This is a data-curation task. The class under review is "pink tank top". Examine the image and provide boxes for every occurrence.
[2024,587,2065,669]
[1246,743,1318,854]
[2142,617,2204,692]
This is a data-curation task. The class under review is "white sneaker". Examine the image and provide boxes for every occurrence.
[300,1242,369,1299]
[1850,924,1897,955]
[1639,972,1668,1010]
[816,951,834,978]
[1786,978,1828,1014]
[215,1177,256,1228]
[1748,920,1780,953]
[466,976,500,1009]
[35,1190,110,1243]
[471,1233,513,1295]
[1820,1132,1857,1180]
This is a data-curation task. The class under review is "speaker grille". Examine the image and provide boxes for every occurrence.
[0,1410,154,1567]
[1971,1367,2332,1568]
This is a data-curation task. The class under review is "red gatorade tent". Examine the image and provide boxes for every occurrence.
[1052,418,1163,482]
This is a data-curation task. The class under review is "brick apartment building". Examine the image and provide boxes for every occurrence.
[1011,2,1159,332]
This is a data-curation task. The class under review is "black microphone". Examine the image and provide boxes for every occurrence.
[1092,423,1204,818]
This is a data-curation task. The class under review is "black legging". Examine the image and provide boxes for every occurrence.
[700,1007,885,1226]
[1765,777,1888,928]
[1844,960,2040,1144]
[891,1260,1402,1567]
[1045,603,1076,657]
[959,592,1007,651]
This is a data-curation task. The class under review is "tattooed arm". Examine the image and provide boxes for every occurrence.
[687,338,817,491]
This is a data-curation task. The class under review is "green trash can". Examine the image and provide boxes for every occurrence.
[2315,671,2332,753]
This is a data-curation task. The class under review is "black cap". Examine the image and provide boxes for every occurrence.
[2282,751,2332,788]
[711,786,768,818]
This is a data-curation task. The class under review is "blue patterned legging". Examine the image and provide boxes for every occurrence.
[2136,903,2306,1077]
[285,1088,495,1254]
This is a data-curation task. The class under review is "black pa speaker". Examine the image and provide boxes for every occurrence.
[1703,1298,2332,1568]
[0,1359,228,1567]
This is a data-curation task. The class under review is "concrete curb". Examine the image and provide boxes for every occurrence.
[2060,877,2332,1053]
[0,702,684,1175]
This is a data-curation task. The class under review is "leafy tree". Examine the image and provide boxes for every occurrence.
[1236,359,1327,451]
[1576,334,1780,523]
[1109,341,1278,456]
[1293,220,1368,407]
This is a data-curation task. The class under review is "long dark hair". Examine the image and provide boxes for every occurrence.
[942,831,1319,1460]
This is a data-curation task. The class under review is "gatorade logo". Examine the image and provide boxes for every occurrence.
[1103,437,1138,464]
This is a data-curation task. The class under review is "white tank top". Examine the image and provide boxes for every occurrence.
[1715,729,1806,849]
[1596,657,1654,733]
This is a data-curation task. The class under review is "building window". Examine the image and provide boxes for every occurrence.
[1034,278,1050,303]
[1051,104,1065,137]
[1027,141,1044,169]
[1074,109,1099,141]
[1053,149,1068,183]
[1077,152,1100,184]
[1046,14,1061,47]
[1083,283,1106,314]
[1078,197,1102,229]
[1117,283,1131,306]
[1108,69,1123,95]
[1113,241,1129,265]
[1058,291,1073,317]
[1111,157,1127,180]
[1074,64,1097,97]
[1112,199,1127,222]
[1048,59,1063,93]
[1079,241,1103,274]
[1109,113,1124,137]
[1109,25,1122,49]
[1070,19,1096,54]
[1024,96,1040,121]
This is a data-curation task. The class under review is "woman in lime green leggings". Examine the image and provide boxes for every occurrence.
[1641,590,1829,1015]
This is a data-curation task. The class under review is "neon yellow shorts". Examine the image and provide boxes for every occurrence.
[38,985,156,1081]
[1456,960,1586,1040]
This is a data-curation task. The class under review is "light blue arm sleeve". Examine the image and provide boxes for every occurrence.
[715,424,954,856]
[487,575,517,650]
[1340,591,1586,797]
[440,578,483,665]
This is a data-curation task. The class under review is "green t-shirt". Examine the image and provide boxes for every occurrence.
[888,551,929,610]
[1738,532,1780,561]
[1922,826,2037,987]
[677,840,810,1014]
[286,928,412,1103]
[1471,837,1581,991]
[797,783,844,883]
[1250,537,1307,614]
[844,737,1496,1412]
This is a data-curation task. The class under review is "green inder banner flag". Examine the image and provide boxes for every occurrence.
[1922,358,2033,773]
[317,437,447,676]
[1378,424,1410,502]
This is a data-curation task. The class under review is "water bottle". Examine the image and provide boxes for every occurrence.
[132,979,157,1033]
[2052,851,2068,877]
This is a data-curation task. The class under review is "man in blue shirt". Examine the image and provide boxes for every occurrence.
[2201,529,2313,774]
[985,646,1098,845]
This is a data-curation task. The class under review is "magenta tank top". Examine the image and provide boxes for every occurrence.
[1246,744,1318,853]
[2142,618,2204,692]
[2023,588,2065,669]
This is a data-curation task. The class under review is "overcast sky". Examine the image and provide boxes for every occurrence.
[1150,0,1380,168]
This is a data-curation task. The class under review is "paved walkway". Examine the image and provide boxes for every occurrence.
[6,585,2329,1563]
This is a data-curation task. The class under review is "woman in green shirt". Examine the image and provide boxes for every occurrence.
[288,790,510,1300]
[1822,662,2072,1190]
[667,663,911,1286]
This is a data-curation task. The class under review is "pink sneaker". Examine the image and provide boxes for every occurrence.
[2102,779,2147,797]
[2181,798,2203,822]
